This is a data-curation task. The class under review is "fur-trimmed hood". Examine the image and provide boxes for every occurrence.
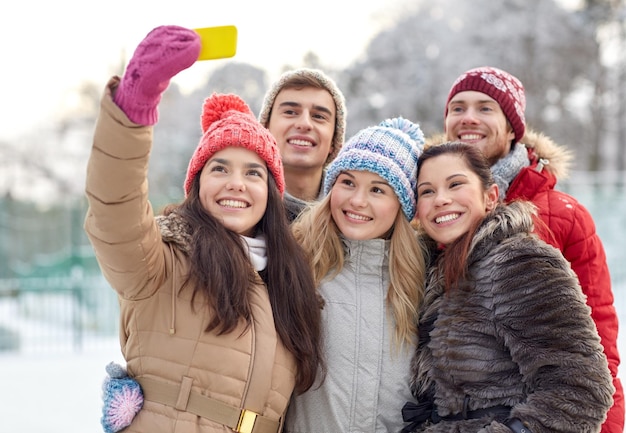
[469,200,536,258]
[155,212,192,255]
[426,129,574,180]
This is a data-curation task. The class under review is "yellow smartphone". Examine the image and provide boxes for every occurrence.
[193,25,238,61]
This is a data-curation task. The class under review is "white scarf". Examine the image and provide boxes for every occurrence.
[241,234,267,271]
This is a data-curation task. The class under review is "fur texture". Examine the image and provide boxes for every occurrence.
[408,201,614,433]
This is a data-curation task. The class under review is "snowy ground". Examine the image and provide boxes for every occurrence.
[0,338,123,432]
[2,288,626,433]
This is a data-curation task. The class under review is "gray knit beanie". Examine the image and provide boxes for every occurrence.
[258,68,347,164]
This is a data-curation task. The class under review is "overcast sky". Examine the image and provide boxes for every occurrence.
[0,0,402,140]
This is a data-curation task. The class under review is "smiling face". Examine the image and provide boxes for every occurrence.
[198,147,268,237]
[266,87,336,172]
[444,91,515,165]
[329,170,401,240]
[416,153,498,246]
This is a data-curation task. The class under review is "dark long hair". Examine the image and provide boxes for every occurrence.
[166,172,324,393]
[416,142,495,290]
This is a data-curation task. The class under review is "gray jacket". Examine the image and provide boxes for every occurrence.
[285,238,417,433]
[408,201,614,433]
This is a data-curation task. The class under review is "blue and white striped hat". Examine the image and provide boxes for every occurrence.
[324,117,424,220]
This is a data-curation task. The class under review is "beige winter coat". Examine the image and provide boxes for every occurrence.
[84,77,296,433]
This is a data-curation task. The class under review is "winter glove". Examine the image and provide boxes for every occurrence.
[101,361,143,433]
[113,25,201,125]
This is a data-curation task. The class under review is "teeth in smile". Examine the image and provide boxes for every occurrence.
[289,139,313,147]
[219,199,248,208]
[436,213,459,224]
[460,134,482,141]
[346,212,371,221]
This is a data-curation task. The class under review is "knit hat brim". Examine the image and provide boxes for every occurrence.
[445,66,526,144]
[258,68,347,164]
[185,93,285,196]
[324,150,417,221]
[324,118,424,221]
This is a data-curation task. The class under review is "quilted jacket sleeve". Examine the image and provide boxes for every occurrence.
[84,77,166,300]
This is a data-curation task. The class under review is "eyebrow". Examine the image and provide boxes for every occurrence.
[210,158,268,172]
[246,162,268,172]
[449,98,499,106]
[340,170,390,186]
[372,179,391,186]
[417,173,467,188]
[278,100,333,117]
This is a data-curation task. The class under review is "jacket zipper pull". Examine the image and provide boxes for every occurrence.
[535,158,549,172]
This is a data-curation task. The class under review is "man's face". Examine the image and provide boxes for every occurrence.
[266,87,336,173]
[444,91,515,165]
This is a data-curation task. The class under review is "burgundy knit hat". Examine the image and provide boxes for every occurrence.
[184,93,284,196]
[445,66,526,143]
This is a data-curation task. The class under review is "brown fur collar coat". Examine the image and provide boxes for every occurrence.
[407,201,613,433]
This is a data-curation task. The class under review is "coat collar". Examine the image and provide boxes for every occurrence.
[155,212,192,254]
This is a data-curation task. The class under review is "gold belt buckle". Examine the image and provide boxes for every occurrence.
[235,409,258,433]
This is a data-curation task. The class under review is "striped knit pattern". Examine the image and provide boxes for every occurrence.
[324,117,424,220]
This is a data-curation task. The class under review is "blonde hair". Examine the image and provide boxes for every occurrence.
[292,194,427,349]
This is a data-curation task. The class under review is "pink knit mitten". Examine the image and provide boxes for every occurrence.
[113,25,201,125]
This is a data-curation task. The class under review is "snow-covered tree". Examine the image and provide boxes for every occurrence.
[341,0,605,170]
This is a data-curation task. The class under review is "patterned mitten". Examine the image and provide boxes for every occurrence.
[113,25,201,125]
[101,361,143,433]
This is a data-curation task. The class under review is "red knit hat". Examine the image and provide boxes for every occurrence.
[445,66,526,143]
[184,93,285,196]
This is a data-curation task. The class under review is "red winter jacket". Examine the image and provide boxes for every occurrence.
[505,131,623,433]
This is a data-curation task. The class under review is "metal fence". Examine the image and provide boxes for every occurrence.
[0,197,119,353]
[0,275,118,352]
